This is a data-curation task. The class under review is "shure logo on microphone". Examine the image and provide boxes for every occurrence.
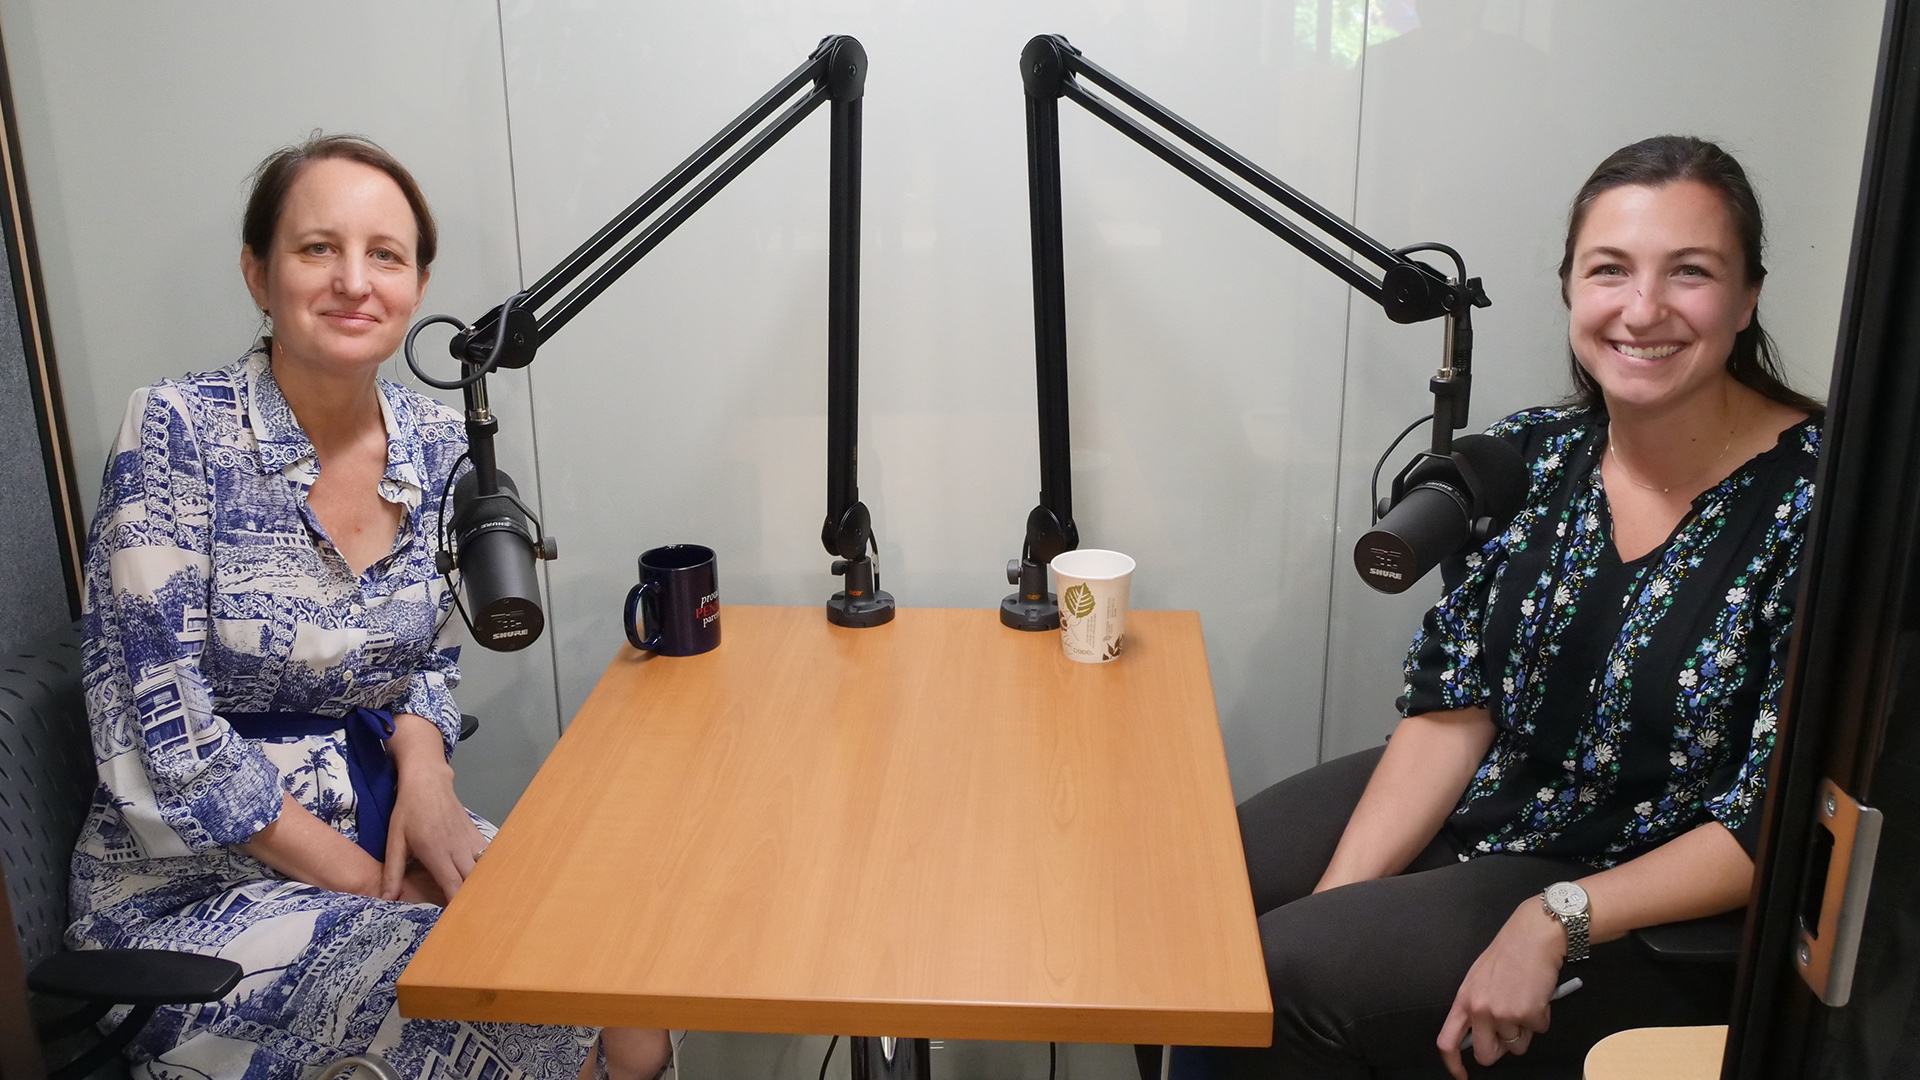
[1366,567,1403,581]
[491,628,531,638]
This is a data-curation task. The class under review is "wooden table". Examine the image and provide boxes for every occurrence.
[397,606,1270,1049]
[1584,1026,1726,1080]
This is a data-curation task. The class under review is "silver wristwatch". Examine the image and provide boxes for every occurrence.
[1542,881,1591,963]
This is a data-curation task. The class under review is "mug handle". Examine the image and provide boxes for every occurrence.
[624,581,662,652]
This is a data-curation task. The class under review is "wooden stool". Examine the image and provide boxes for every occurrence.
[1584,1025,1726,1080]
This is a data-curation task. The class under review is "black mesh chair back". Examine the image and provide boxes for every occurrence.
[0,625,243,1080]
[0,624,92,973]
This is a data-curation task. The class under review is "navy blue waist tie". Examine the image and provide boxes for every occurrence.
[223,707,399,860]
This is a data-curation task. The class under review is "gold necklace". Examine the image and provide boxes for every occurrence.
[1607,423,1736,495]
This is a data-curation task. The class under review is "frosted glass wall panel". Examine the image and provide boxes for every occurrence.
[1321,0,1883,759]
[0,0,557,822]
[500,1,1365,794]
[0,0,1883,823]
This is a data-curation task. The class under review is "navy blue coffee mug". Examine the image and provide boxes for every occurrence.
[624,544,721,656]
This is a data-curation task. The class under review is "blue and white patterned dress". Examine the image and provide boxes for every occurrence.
[69,346,596,1080]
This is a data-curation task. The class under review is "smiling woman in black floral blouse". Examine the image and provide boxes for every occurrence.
[1163,136,1822,1080]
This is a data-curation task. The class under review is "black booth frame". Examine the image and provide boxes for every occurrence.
[1726,0,1920,1073]
[2,6,1919,1075]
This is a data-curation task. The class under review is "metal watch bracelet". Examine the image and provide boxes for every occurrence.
[1542,882,1591,963]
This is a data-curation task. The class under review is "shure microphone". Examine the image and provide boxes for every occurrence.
[449,468,551,650]
[1355,433,1527,594]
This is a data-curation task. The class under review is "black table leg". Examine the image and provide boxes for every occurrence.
[848,1036,930,1079]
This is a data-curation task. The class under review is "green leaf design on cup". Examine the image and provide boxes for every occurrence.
[1063,582,1095,619]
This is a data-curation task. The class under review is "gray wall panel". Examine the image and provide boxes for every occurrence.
[0,224,68,654]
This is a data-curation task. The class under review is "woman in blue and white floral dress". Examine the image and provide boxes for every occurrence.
[68,135,670,1080]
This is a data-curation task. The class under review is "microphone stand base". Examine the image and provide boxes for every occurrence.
[849,1036,930,1079]
[827,589,896,628]
[1000,591,1059,631]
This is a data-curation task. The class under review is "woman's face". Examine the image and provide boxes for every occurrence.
[242,157,428,377]
[1566,180,1760,414]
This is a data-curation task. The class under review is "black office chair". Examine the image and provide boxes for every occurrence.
[0,625,243,1080]
[1633,912,1744,964]
[0,627,488,1080]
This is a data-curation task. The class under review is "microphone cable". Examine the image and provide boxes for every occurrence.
[1392,242,1467,284]
[816,1036,837,1080]
[1370,414,1434,525]
[404,291,530,391]
[432,450,477,640]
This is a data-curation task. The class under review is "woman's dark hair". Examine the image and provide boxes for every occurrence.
[1558,135,1820,413]
[242,132,436,273]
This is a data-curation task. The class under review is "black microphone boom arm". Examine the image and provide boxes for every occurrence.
[1005,34,1493,628]
[409,35,893,637]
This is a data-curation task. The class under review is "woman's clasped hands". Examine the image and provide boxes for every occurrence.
[1436,898,1568,1079]
[382,712,489,906]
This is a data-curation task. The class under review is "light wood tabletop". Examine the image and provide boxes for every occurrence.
[1584,1025,1726,1080]
[397,606,1270,1046]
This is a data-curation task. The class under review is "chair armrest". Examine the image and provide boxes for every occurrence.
[1632,913,1744,964]
[30,949,242,1006]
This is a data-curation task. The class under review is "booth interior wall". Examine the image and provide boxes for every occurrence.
[0,0,1885,828]
[497,1,1362,799]
[1322,0,1881,761]
[0,0,560,826]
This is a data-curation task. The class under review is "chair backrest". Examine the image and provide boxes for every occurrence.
[0,625,94,971]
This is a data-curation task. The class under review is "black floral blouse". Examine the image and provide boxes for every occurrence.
[1402,406,1820,868]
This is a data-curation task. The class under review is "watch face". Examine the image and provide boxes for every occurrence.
[1544,881,1589,916]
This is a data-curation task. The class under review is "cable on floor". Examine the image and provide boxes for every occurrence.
[817,1035,838,1080]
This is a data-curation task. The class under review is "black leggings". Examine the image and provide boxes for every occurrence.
[1142,746,1734,1079]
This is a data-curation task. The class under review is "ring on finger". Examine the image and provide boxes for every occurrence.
[1499,1031,1526,1045]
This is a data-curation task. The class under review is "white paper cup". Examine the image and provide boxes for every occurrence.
[1050,549,1135,663]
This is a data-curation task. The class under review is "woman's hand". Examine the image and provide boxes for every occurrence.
[395,860,450,907]
[1436,898,1567,1079]
[382,712,486,902]
[1428,825,1750,1077]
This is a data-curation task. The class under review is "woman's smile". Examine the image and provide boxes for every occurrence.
[1612,341,1683,360]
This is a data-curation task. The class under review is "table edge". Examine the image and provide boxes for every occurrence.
[397,983,1271,1047]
